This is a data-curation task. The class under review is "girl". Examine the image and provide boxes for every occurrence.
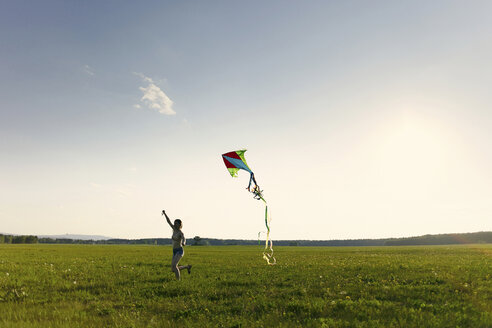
[162,210,191,280]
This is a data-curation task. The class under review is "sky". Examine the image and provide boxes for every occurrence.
[1,1,491,240]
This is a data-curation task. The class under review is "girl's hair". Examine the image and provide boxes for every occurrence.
[174,219,182,229]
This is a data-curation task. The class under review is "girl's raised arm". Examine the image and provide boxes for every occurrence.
[162,210,174,229]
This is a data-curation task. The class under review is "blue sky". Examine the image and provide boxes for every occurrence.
[1,1,491,239]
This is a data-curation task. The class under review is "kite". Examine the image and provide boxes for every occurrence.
[222,150,276,265]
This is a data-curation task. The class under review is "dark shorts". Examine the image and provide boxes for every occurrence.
[173,247,184,257]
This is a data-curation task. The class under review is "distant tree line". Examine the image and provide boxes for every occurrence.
[3,231,491,246]
[0,234,38,244]
[383,231,492,246]
[35,233,492,246]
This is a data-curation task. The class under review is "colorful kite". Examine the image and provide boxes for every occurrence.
[222,150,276,265]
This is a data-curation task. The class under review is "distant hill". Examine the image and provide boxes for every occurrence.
[37,234,112,241]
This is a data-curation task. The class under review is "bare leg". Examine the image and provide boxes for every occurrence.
[171,253,183,280]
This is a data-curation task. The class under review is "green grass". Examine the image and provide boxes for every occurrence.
[0,244,490,327]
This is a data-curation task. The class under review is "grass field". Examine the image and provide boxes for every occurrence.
[0,244,490,327]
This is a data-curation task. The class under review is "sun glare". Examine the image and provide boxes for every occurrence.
[372,113,454,198]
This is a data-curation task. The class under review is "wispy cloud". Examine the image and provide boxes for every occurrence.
[84,65,95,76]
[134,72,153,83]
[134,73,175,115]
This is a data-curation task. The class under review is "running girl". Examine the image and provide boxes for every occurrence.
[162,210,191,280]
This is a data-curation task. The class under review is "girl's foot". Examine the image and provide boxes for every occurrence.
[187,265,192,274]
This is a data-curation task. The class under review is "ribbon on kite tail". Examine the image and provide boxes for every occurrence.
[249,173,276,265]
[262,204,276,265]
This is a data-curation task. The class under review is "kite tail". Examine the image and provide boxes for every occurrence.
[247,173,254,191]
[262,204,276,265]
[248,172,274,264]
[248,173,264,200]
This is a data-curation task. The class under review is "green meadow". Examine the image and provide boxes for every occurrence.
[0,244,490,327]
